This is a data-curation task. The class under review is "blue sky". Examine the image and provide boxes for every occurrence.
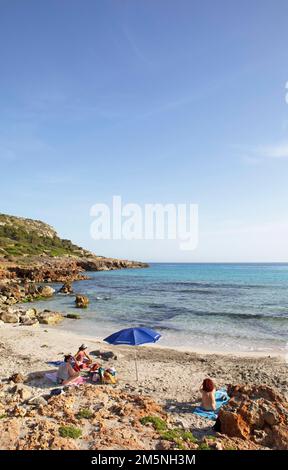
[1,0,288,262]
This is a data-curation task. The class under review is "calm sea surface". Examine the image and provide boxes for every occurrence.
[30,263,288,355]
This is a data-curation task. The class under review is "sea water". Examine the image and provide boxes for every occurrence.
[30,263,288,355]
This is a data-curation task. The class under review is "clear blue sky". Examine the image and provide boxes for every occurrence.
[1,0,288,262]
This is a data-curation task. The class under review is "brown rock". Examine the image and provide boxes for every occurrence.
[0,310,19,323]
[38,285,55,297]
[37,311,63,325]
[9,372,25,383]
[75,295,89,308]
[0,418,21,450]
[59,281,73,294]
[218,384,288,450]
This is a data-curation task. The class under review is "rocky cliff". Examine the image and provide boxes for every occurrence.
[0,213,148,287]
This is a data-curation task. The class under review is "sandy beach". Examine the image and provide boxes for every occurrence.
[0,321,287,448]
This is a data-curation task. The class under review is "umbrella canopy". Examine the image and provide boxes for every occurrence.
[104,327,161,346]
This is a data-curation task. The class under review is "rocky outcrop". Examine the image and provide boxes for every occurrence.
[218,384,288,450]
[0,306,63,326]
[0,213,148,311]
[75,295,89,308]
[0,310,19,323]
[37,311,63,325]
[0,383,166,450]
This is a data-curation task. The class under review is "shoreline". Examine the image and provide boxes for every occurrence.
[1,322,287,390]
[57,321,286,359]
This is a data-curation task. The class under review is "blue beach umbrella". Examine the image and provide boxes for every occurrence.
[104,327,161,381]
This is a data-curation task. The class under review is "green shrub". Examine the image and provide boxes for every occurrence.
[198,442,212,450]
[59,425,82,439]
[161,428,197,443]
[0,222,84,258]
[140,416,167,431]
[76,408,94,419]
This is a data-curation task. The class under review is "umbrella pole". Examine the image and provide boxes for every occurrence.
[134,350,139,382]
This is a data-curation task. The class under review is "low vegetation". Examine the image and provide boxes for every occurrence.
[76,408,94,420]
[0,214,86,258]
[59,425,82,439]
[140,415,215,450]
[140,416,167,431]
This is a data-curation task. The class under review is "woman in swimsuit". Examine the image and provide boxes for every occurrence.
[57,354,80,385]
[74,344,92,370]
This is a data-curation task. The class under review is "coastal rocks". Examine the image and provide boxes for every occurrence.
[21,317,39,326]
[0,283,21,306]
[0,310,19,323]
[0,306,63,326]
[66,313,81,319]
[22,307,37,319]
[37,285,55,297]
[37,310,63,325]
[78,258,149,272]
[218,384,288,450]
[59,281,73,294]
[11,384,33,401]
[75,295,89,308]
[0,418,21,450]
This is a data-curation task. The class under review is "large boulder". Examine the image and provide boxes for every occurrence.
[75,295,89,308]
[37,286,55,297]
[0,310,19,323]
[37,310,63,325]
[20,308,37,321]
[218,384,288,450]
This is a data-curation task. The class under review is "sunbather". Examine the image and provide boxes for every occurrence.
[200,378,216,411]
[57,354,80,385]
[74,344,92,370]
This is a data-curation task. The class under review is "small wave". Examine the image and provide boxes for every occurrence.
[148,303,288,322]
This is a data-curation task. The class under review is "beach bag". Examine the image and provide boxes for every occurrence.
[104,371,116,384]
[50,388,64,396]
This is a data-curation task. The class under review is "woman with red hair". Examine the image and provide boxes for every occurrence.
[201,378,216,411]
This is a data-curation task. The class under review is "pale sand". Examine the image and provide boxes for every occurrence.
[0,323,287,435]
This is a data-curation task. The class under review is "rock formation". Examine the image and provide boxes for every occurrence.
[218,384,288,450]
[75,295,89,308]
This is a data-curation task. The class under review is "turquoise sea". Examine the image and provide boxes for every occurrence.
[30,263,288,355]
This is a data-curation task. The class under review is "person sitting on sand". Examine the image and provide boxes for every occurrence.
[74,344,92,370]
[57,354,80,385]
[200,378,216,411]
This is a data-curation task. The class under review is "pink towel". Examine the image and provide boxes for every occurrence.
[45,372,87,386]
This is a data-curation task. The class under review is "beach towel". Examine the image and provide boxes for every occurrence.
[193,389,230,420]
[44,372,87,386]
[47,361,64,367]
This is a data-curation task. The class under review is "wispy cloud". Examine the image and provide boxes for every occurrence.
[239,141,288,164]
[255,143,288,159]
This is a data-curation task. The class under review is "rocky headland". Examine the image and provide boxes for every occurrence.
[0,213,147,311]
